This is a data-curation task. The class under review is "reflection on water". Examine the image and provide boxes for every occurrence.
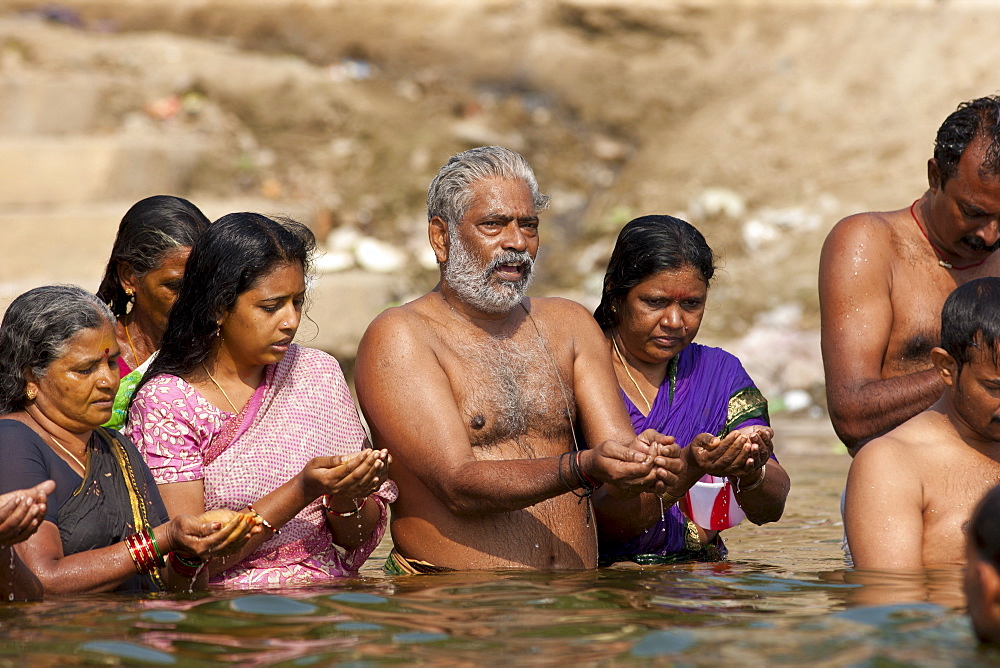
[0,446,997,664]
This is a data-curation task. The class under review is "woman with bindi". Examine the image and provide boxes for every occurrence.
[0,285,258,595]
[592,215,790,565]
[128,213,396,587]
[96,195,210,429]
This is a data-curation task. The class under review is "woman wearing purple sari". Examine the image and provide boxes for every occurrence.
[593,215,790,565]
[128,214,396,587]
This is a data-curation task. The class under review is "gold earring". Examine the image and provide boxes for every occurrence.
[26,388,36,401]
[125,289,134,297]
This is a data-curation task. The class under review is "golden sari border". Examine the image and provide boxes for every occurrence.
[722,386,769,436]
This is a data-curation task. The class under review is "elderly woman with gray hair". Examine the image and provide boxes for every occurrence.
[0,285,260,595]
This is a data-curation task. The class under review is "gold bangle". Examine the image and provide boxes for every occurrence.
[247,504,280,535]
[659,491,682,506]
[736,464,767,493]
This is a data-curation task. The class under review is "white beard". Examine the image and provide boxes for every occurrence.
[442,230,534,315]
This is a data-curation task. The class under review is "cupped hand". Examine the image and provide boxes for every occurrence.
[584,430,681,498]
[167,508,262,560]
[0,480,55,549]
[688,431,758,478]
[736,425,773,471]
[300,449,390,511]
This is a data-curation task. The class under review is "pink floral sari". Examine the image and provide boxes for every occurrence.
[129,344,397,588]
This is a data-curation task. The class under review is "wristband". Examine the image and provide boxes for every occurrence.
[148,529,166,568]
[169,550,205,578]
[575,450,603,489]
[322,495,367,517]
[248,504,280,535]
[735,464,767,493]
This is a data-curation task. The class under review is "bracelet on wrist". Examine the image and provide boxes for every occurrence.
[659,491,682,506]
[125,530,163,573]
[148,529,165,568]
[565,451,594,499]
[575,450,603,490]
[248,504,280,535]
[169,550,205,578]
[734,464,767,493]
[322,495,367,517]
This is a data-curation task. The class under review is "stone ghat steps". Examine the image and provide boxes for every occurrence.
[0,199,401,360]
[0,72,133,136]
[0,134,205,206]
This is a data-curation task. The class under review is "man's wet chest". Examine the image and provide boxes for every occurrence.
[444,336,576,449]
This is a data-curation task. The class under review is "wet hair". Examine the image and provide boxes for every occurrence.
[136,213,315,395]
[594,215,716,330]
[934,96,1000,185]
[0,285,115,414]
[427,146,550,228]
[971,485,1000,569]
[96,195,211,318]
[940,277,1000,371]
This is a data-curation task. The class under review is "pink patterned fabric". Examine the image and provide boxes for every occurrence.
[128,344,397,588]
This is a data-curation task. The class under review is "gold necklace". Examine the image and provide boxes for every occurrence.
[611,333,652,413]
[50,435,87,472]
[124,320,141,367]
[201,362,241,413]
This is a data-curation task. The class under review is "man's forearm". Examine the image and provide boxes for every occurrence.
[432,455,587,517]
[829,368,944,453]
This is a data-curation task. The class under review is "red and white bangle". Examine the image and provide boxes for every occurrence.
[248,504,280,535]
[322,495,367,517]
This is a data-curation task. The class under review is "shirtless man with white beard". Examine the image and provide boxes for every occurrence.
[355,146,684,571]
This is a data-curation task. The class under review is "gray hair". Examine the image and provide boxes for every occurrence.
[427,146,550,227]
[0,285,116,414]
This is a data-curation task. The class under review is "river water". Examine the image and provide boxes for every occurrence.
[0,425,995,665]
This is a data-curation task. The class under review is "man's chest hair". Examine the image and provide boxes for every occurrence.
[447,334,575,450]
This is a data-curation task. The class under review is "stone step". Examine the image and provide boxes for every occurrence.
[0,200,400,360]
[0,73,125,136]
[0,133,204,206]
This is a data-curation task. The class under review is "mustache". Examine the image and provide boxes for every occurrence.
[487,250,534,276]
[961,235,1000,253]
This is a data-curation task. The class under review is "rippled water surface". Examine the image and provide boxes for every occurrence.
[1,427,996,665]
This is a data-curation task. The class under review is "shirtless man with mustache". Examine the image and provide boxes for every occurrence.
[355,146,684,571]
[820,96,1000,455]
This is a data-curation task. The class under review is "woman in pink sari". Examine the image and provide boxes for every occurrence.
[128,213,395,587]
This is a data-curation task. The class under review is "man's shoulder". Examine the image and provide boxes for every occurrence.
[362,295,435,340]
[823,209,904,252]
[819,207,912,289]
[855,410,942,465]
[524,295,594,321]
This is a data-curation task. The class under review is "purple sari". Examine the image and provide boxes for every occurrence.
[598,343,769,564]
